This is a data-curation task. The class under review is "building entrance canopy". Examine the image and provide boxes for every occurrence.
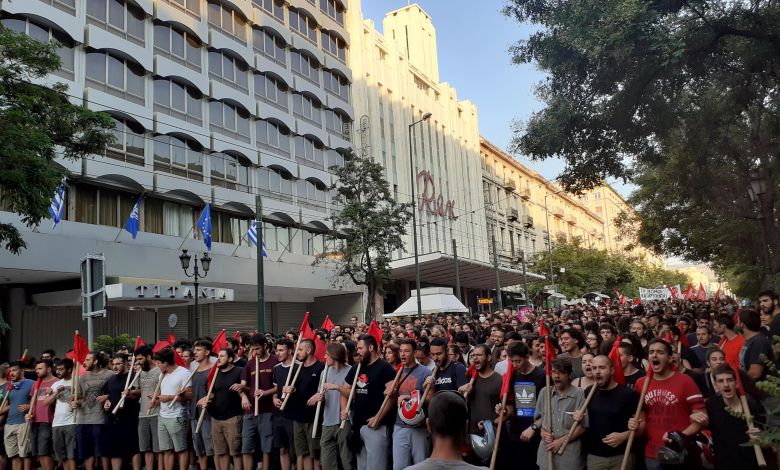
[32,283,235,308]
[390,252,545,290]
[388,287,467,317]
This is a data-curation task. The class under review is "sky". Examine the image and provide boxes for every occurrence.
[360,0,634,198]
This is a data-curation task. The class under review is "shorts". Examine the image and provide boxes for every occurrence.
[191,417,214,457]
[52,425,76,460]
[76,424,104,459]
[30,423,52,457]
[211,416,242,456]
[4,423,30,458]
[138,416,159,453]
[241,413,273,455]
[292,421,320,459]
[273,415,294,450]
[158,416,188,453]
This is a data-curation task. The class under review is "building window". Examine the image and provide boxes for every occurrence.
[253,0,284,22]
[290,50,319,85]
[319,0,344,25]
[292,93,322,125]
[326,149,344,169]
[212,210,250,245]
[153,134,204,180]
[153,78,203,125]
[208,50,249,92]
[74,184,135,228]
[2,16,76,80]
[322,69,349,102]
[211,152,251,192]
[256,119,291,155]
[320,30,346,61]
[162,0,200,18]
[252,28,286,65]
[294,136,324,168]
[105,117,145,165]
[207,1,247,43]
[153,23,202,71]
[289,8,317,43]
[594,192,601,200]
[254,73,288,110]
[86,0,145,45]
[208,100,251,143]
[85,51,145,105]
[257,167,294,203]
[324,109,349,137]
[297,179,327,211]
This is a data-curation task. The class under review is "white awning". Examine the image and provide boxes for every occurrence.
[387,287,468,317]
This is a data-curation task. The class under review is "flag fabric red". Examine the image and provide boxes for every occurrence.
[168,332,176,345]
[677,322,689,347]
[608,336,625,385]
[697,283,707,301]
[152,340,170,354]
[206,363,218,386]
[212,329,228,352]
[367,321,383,346]
[714,287,721,301]
[5,371,12,391]
[544,336,556,376]
[173,348,186,367]
[234,331,245,357]
[499,360,515,397]
[299,313,316,340]
[132,336,145,353]
[663,331,672,343]
[73,331,89,364]
[683,282,695,300]
[447,326,452,344]
[466,364,477,380]
[539,319,549,337]
[32,378,42,393]
[321,315,335,331]
[670,286,680,300]
[613,288,626,304]
[314,336,327,362]
[633,297,641,305]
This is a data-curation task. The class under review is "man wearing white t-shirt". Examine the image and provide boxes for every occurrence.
[153,348,191,470]
[46,359,76,470]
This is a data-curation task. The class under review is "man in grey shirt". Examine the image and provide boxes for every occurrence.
[317,343,352,470]
[74,352,112,470]
[131,346,162,470]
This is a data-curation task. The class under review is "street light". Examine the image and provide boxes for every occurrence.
[544,189,564,296]
[747,172,772,277]
[180,249,211,336]
[409,112,432,320]
[748,173,768,202]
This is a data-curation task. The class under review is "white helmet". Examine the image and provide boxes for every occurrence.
[469,420,496,463]
[398,390,426,427]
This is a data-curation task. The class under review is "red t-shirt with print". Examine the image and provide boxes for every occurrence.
[635,371,705,458]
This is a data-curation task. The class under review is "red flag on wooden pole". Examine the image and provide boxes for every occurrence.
[608,336,625,385]
[367,321,383,346]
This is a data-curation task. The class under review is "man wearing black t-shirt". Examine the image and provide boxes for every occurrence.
[282,339,324,470]
[198,348,249,470]
[272,339,296,470]
[426,337,467,393]
[341,334,397,470]
[503,341,545,469]
[575,355,641,470]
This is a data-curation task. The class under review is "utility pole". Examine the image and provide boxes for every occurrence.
[256,194,265,332]
[491,229,503,312]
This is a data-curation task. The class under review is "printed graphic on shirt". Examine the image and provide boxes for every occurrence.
[356,374,369,394]
[514,381,537,417]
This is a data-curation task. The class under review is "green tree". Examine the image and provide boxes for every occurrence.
[503,0,780,295]
[322,150,412,321]
[0,25,114,254]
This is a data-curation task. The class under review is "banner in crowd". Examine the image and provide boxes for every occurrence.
[638,285,682,301]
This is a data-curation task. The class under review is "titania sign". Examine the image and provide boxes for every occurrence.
[416,170,457,220]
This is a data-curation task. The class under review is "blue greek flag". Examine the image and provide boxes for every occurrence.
[124,194,143,239]
[247,220,267,257]
[197,203,212,250]
[48,184,66,229]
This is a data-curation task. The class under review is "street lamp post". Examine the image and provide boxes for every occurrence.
[179,249,211,337]
[409,112,432,320]
[748,172,772,277]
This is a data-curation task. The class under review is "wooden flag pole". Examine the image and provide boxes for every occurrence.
[112,371,140,414]
[545,373,554,470]
[172,369,197,405]
[195,368,218,433]
[369,366,403,429]
[147,372,164,416]
[340,362,361,429]
[280,362,304,411]
[117,352,136,407]
[0,350,29,420]
[421,366,438,403]
[19,382,40,451]
[463,374,477,402]
[558,384,597,455]
[488,392,508,470]
[281,336,304,399]
[740,394,767,468]
[620,375,652,470]
[311,365,329,439]
[254,355,260,416]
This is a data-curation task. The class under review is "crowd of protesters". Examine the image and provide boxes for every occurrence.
[0,291,778,470]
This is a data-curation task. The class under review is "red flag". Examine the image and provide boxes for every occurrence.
[683,282,695,300]
[539,319,549,337]
[314,336,327,362]
[73,331,89,364]
[152,340,170,354]
[367,321,383,346]
[5,371,12,391]
[608,336,625,385]
[168,332,176,345]
[212,329,228,352]
[714,287,721,301]
[466,364,477,379]
[321,315,335,331]
[234,331,245,357]
[663,331,672,343]
[499,359,515,397]
[447,326,453,344]
[670,286,680,300]
[544,336,556,376]
[299,312,316,340]
[206,363,218,387]
[697,283,707,301]
[32,378,43,393]
[677,322,689,347]
[132,336,145,352]
[613,288,626,304]
[173,348,186,367]
[633,297,641,305]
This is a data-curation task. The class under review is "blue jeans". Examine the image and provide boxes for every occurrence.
[645,458,661,470]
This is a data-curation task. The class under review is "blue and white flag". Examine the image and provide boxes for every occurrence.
[124,194,143,239]
[197,203,212,250]
[247,220,267,257]
[48,184,66,229]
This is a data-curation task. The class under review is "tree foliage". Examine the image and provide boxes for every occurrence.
[529,238,690,299]
[323,150,412,321]
[0,25,114,254]
[503,0,780,295]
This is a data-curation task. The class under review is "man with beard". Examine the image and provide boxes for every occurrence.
[130,346,161,470]
[189,339,214,470]
[282,339,325,470]
[758,290,780,340]
[634,338,707,470]
[75,352,112,470]
[102,354,140,470]
[392,339,432,470]
[47,359,76,470]
[425,337,467,393]
[458,344,501,439]
[504,341,545,469]
[153,348,191,470]
[2,361,34,470]
[238,334,277,470]
[272,339,296,470]
[340,334,397,470]
[26,359,57,470]
[574,355,641,470]
[199,348,249,470]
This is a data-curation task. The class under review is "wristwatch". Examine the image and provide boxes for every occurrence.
[531,423,540,432]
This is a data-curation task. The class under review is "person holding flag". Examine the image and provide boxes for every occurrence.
[189,339,215,470]
[272,339,296,470]
[47,359,76,470]
[26,359,57,470]
[317,343,352,470]
[1,361,34,470]
[101,354,140,470]
[74,352,112,470]
[502,341,545,469]
[391,339,432,470]
[238,334,277,470]
[152,348,191,470]
[426,337,467,393]
[130,345,162,470]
